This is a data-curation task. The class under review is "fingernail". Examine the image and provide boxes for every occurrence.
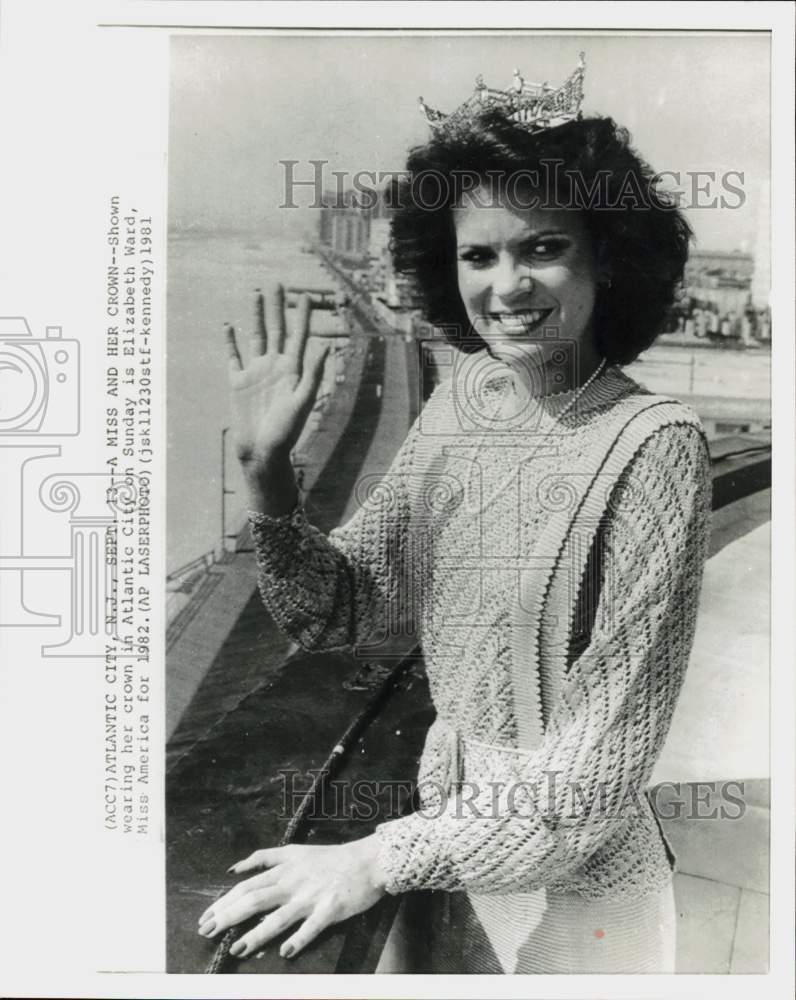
[282,944,294,959]
[198,919,216,937]
[226,864,237,874]
[229,940,246,957]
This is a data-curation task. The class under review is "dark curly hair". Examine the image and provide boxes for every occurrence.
[388,111,692,365]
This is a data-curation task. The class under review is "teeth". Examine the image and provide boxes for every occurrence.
[492,310,548,326]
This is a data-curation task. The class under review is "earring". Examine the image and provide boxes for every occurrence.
[600,276,613,290]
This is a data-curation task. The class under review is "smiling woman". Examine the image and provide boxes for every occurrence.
[206,81,713,974]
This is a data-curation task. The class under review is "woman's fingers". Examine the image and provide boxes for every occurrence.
[225,324,243,375]
[284,293,312,374]
[198,838,385,961]
[228,902,303,960]
[264,280,287,353]
[200,885,284,937]
[252,289,267,356]
[296,341,330,410]
[278,904,333,960]
[230,846,289,874]
[198,866,283,925]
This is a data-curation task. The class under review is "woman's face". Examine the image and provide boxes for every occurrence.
[454,182,604,385]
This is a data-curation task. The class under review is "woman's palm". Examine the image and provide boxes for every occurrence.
[226,284,328,470]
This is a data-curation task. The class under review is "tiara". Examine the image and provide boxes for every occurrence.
[418,52,586,136]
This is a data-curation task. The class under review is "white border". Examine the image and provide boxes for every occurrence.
[1,2,793,998]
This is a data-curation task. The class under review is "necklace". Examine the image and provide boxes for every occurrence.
[454,357,609,517]
[540,356,608,419]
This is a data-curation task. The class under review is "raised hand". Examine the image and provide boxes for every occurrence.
[226,281,329,514]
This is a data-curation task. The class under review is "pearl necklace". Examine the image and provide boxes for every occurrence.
[540,356,608,420]
[454,357,609,517]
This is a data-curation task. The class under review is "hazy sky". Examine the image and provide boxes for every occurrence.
[169,32,770,253]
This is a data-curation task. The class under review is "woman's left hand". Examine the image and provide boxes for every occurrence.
[197,835,388,961]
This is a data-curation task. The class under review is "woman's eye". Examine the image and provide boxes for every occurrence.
[526,239,568,260]
[458,248,494,266]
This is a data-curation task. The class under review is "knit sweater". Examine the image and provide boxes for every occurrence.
[248,359,712,901]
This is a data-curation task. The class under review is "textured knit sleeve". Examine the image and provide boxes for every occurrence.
[374,421,712,894]
[247,384,442,652]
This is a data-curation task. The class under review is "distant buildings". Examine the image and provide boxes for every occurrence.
[672,250,770,346]
[318,186,421,312]
[317,182,394,260]
[318,192,371,261]
[750,180,770,310]
[683,251,754,315]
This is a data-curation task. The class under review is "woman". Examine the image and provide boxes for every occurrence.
[197,105,712,973]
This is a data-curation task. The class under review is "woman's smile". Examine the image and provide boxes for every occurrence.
[485,307,555,336]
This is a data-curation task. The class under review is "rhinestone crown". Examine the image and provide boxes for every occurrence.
[419,52,586,136]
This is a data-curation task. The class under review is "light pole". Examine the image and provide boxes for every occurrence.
[220,427,238,555]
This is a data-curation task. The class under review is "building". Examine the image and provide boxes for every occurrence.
[683,250,754,315]
[318,190,371,262]
[367,217,391,291]
[319,185,422,314]
[750,180,770,310]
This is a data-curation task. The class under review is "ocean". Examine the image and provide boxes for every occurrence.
[167,232,336,575]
